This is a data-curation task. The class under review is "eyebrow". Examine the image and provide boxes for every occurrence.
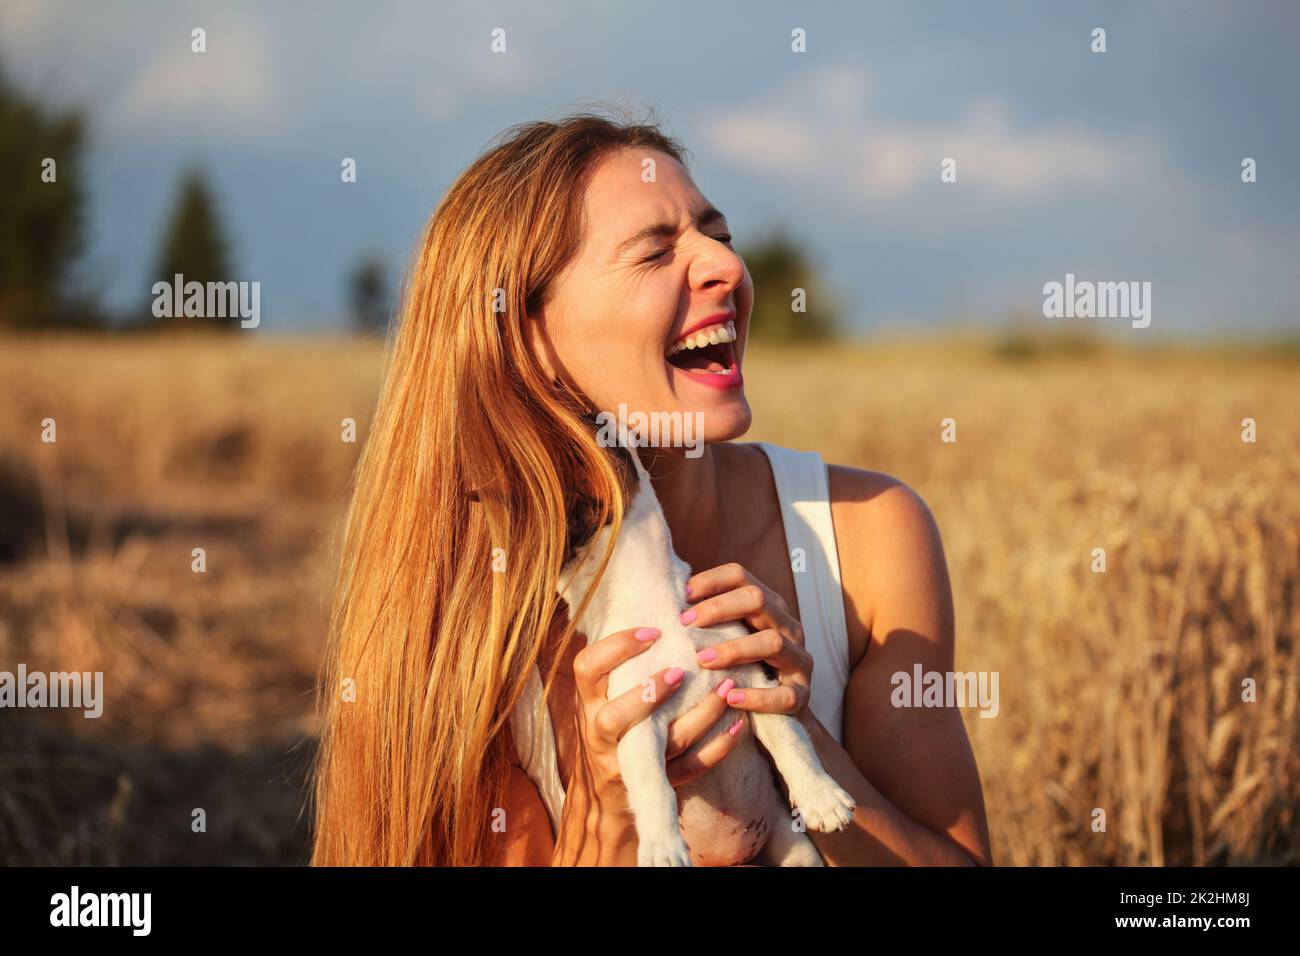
[614,206,728,258]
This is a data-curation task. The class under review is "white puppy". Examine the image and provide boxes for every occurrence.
[557,427,856,866]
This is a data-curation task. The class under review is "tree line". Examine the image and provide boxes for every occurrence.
[1,60,837,341]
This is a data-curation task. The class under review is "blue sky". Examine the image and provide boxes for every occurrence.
[3,0,1297,337]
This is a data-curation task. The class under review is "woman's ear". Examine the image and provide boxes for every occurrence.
[524,306,560,383]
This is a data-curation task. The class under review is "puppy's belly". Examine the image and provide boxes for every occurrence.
[676,741,782,866]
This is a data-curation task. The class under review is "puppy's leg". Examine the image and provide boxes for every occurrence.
[754,814,825,867]
[749,711,856,833]
[617,716,693,867]
[750,782,823,866]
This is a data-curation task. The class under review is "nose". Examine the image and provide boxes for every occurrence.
[686,232,746,297]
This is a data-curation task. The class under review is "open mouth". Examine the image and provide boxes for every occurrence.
[664,320,742,388]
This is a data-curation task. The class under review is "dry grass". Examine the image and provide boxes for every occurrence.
[0,332,1296,865]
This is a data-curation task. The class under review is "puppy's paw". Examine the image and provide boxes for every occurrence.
[637,830,694,867]
[790,777,857,833]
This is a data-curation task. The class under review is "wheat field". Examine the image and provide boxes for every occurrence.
[0,332,1296,865]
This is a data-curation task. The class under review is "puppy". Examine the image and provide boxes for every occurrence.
[557,423,856,866]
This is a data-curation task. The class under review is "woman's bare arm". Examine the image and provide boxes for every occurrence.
[488,723,635,866]
[486,723,557,866]
[792,467,991,866]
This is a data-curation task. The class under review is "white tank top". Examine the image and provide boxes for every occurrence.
[509,441,852,837]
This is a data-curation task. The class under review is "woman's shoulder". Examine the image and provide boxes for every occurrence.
[730,441,938,549]
[825,461,931,524]
[822,461,951,657]
[824,460,945,572]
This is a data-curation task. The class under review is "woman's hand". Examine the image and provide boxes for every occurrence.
[551,624,747,865]
[681,562,815,726]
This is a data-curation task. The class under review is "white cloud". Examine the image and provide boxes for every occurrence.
[412,51,538,123]
[107,21,276,137]
[703,65,1170,202]
[0,0,47,43]
[411,26,541,123]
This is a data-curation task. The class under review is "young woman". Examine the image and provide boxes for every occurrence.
[310,110,991,867]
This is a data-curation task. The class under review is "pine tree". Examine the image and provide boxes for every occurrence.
[740,230,838,344]
[0,61,89,328]
[348,256,391,336]
[150,167,235,330]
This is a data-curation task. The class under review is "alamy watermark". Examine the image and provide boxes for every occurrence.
[891,664,999,718]
[50,886,150,936]
[0,664,103,718]
[151,273,261,328]
[595,403,705,459]
[1042,273,1151,329]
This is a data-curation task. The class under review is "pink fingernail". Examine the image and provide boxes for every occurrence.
[716,679,735,698]
[684,582,693,598]
[664,667,684,686]
[634,627,660,641]
[728,717,744,736]
[727,690,745,705]
[679,609,697,625]
[697,647,718,663]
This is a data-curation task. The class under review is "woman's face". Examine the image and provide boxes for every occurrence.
[528,147,754,446]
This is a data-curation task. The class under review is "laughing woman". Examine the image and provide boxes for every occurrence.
[309,110,992,867]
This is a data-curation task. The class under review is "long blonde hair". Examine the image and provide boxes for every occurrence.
[310,110,686,866]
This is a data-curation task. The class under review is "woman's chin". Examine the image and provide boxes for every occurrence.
[694,403,752,444]
[594,388,750,449]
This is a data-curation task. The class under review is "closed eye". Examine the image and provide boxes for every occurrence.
[640,234,732,264]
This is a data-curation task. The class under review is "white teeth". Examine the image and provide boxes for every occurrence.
[665,320,737,356]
